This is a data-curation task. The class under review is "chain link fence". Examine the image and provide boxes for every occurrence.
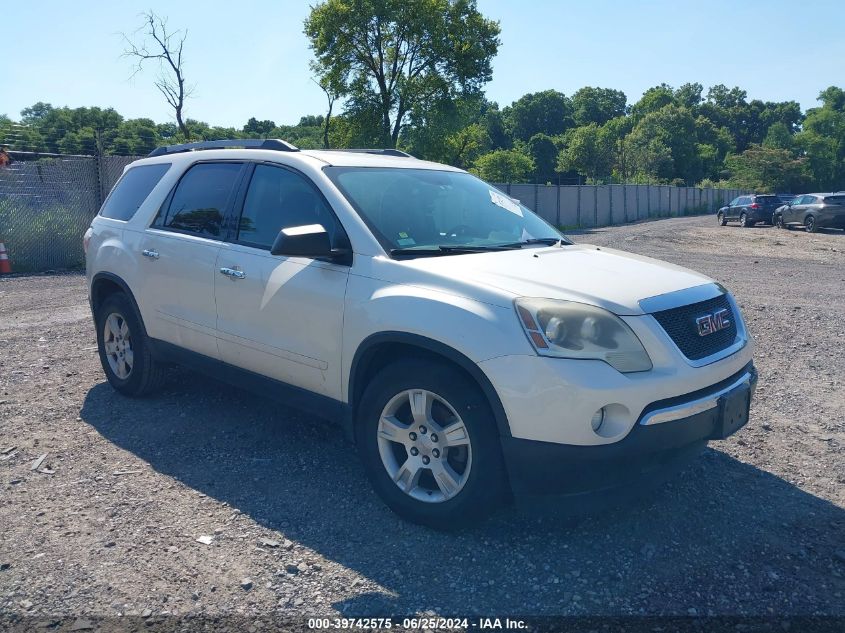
[0,153,142,272]
[0,151,744,273]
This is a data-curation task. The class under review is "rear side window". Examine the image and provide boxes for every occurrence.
[824,195,845,205]
[159,162,243,238]
[100,163,170,221]
[755,195,780,204]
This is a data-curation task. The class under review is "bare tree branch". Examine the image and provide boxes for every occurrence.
[122,11,194,139]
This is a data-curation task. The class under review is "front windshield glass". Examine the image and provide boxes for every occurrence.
[324,167,565,253]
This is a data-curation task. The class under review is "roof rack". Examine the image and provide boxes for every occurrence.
[147,138,299,157]
[316,148,414,158]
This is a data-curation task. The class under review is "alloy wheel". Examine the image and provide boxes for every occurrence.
[103,312,133,379]
[376,389,472,503]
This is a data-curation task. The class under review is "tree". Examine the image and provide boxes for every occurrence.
[527,133,559,183]
[472,149,534,182]
[725,145,807,192]
[571,87,626,127]
[763,122,794,151]
[625,105,701,183]
[557,124,614,182]
[243,117,277,137]
[305,0,500,148]
[504,90,573,141]
[123,11,194,139]
[630,84,674,119]
[674,82,703,110]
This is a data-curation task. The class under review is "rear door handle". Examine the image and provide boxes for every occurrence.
[142,249,159,259]
[219,267,245,279]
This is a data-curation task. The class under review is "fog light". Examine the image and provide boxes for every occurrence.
[590,408,605,432]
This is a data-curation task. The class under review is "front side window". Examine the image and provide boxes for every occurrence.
[100,163,170,221]
[236,164,339,249]
[159,162,243,238]
[325,167,563,254]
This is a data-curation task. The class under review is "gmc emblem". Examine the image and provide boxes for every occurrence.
[696,308,731,337]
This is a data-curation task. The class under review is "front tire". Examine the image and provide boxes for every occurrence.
[356,359,506,529]
[717,212,727,226]
[96,293,165,397]
[774,214,785,229]
[805,215,818,233]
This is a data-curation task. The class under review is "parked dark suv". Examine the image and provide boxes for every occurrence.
[773,193,845,232]
[717,194,783,227]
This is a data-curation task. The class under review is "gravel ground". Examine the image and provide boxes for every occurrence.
[1,216,843,623]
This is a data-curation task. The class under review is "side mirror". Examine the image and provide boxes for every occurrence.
[270,224,350,263]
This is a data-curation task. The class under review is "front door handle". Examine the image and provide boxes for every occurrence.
[219,267,246,279]
[142,249,159,259]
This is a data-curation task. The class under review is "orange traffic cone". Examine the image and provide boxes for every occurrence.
[0,240,12,274]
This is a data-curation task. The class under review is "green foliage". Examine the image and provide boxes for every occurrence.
[0,195,87,272]
[571,87,627,126]
[526,133,559,183]
[557,124,614,181]
[305,0,500,147]
[724,145,808,192]
[625,105,700,183]
[503,90,573,141]
[471,149,534,182]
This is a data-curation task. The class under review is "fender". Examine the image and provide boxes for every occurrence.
[90,272,149,337]
[348,331,512,440]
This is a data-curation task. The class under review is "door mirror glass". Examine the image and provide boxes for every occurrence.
[271,224,332,258]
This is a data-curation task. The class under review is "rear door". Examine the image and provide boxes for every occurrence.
[214,162,351,398]
[137,161,245,359]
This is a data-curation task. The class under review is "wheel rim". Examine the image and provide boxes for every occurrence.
[717,213,723,224]
[103,312,133,379]
[740,214,746,226]
[806,217,815,232]
[377,389,472,503]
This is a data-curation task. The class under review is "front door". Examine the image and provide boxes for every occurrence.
[214,163,350,399]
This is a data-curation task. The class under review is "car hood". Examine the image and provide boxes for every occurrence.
[396,244,714,315]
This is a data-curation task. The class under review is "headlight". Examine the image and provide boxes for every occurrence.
[515,298,652,373]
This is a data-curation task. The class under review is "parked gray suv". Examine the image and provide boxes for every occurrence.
[774,193,845,232]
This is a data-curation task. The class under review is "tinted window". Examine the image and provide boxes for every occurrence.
[729,198,740,206]
[100,163,170,221]
[755,195,780,204]
[824,195,845,205]
[162,163,242,238]
[237,164,338,249]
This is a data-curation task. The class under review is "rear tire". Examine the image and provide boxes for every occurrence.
[95,293,166,397]
[717,212,727,226]
[739,212,753,228]
[356,358,506,529]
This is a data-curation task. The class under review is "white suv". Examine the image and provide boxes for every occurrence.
[85,139,756,528]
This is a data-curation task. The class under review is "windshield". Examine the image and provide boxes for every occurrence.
[324,167,565,254]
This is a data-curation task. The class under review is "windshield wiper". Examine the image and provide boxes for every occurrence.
[390,244,518,258]
[497,237,564,248]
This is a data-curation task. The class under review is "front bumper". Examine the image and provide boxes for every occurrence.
[500,363,757,495]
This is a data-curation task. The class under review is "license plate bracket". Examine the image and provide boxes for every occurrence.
[713,382,751,439]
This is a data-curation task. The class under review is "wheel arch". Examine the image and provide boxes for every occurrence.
[90,272,148,336]
[348,332,512,442]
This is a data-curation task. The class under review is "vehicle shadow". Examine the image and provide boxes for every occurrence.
[80,373,845,616]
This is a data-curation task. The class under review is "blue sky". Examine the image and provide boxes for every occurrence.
[2,0,843,127]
